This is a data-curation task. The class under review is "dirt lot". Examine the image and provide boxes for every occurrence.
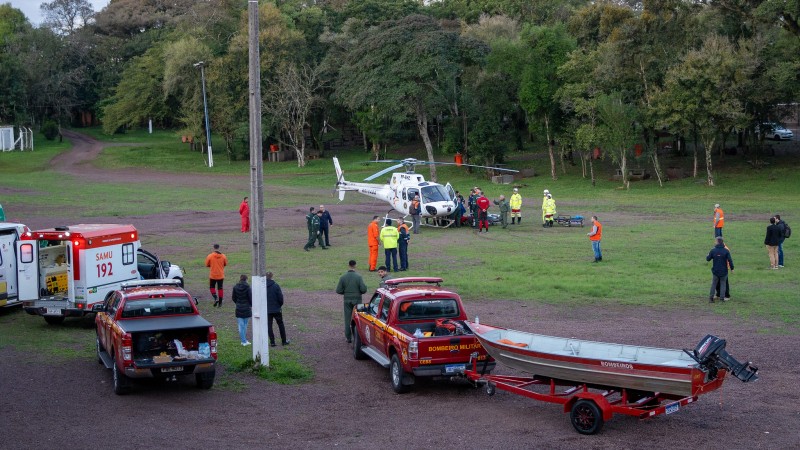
[2,132,798,449]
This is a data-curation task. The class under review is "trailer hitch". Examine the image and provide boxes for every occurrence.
[684,334,759,383]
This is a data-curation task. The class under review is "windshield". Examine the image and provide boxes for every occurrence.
[421,185,451,203]
[121,296,194,318]
[398,298,460,320]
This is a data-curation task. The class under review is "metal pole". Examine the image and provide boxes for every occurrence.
[196,61,214,168]
[248,0,268,366]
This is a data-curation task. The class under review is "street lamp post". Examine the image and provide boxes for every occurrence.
[194,61,214,168]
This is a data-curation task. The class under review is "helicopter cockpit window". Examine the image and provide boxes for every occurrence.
[421,185,450,203]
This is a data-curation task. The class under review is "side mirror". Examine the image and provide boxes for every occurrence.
[356,304,369,313]
[92,304,106,313]
[160,261,170,272]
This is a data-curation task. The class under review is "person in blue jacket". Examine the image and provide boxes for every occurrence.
[706,237,734,303]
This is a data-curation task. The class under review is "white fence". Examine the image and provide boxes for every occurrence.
[0,126,34,151]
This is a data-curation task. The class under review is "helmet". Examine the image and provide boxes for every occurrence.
[513,188,519,192]
[543,189,550,195]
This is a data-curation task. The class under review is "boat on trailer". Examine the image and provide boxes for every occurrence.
[460,322,758,434]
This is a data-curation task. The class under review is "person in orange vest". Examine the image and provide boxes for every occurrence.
[587,216,603,262]
[367,216,380,271]
[205,243,228,307]
[238,196,250,232]
[714,203,724,237]
[410,195,422,234]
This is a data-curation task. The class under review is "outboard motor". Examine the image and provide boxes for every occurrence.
[685,335,759,383]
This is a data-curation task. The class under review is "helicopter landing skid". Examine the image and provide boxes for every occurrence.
[423,217,456,228]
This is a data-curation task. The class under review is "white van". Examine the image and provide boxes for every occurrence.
[0,222,28,308]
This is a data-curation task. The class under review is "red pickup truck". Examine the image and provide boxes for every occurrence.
[93,280,217,394]
[351,277,494,393]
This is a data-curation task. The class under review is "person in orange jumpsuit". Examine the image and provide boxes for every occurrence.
[239,197,250,232]
[367,215,380,271]
[205,244,228,307]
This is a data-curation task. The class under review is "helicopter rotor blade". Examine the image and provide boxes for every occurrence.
[432,161,519,172]
[364,163,405,181]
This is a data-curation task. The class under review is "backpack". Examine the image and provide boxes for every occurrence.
[784,222,791,239]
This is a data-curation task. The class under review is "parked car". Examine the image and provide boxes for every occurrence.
[758,123,794,141]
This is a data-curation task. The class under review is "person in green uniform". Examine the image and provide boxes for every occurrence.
[494,194,510,229]
[335,260,368,343]
[305,206,316,247]
[304,210,327,250]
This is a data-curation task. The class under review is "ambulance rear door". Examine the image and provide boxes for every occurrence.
[16,240,39,301]
[0,227,18,305]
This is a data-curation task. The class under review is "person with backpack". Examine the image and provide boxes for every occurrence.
[764,216,783,270]
[775,214,790,268]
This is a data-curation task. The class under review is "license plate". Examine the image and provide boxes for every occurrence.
[161,366,183,373]
[445,364,465,374]
[665,402,680,415]
[46,307,62,315]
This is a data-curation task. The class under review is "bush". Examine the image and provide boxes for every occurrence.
[41,121,59,140]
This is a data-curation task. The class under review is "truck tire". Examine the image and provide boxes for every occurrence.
[196,370,215,389]
[352,326,367,360]
[390,354,411,394]
[112,354,131,395]
[43,315,65,325]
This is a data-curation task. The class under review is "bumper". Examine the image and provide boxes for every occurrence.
[23,301,91,317]
[412,361,496,377]
[125,361,216,378]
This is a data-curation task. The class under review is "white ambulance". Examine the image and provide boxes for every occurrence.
[18,224,184,324]
[0,222,29,308]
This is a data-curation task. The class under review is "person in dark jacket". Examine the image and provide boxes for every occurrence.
[266,272,289,347]
[304,210,327,251]
[706,237,734,303]
[335,260,367,343]
[764,216,782,269]
[231,274,252,346]
[319,205,333,247]
[397,220,411,271]
[775,214,787,268]
[305,206,316,247]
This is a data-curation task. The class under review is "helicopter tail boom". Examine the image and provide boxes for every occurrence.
[333,157,346,202]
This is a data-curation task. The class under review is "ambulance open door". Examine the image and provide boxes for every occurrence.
[16,241,39,301]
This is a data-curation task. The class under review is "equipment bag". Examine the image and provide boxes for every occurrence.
[784,222,791,238]
[434,318,464,336]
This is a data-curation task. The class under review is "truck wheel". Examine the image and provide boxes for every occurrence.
[390,354,411,394]
[43,315,65,325]
[570,399,604,435]
[352,326,367,360]
[112,355,131,395]
[195,370,215,389]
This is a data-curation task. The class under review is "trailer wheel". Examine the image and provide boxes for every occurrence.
[196,370,215,389]
[352,326,367,360]
[112,354,131,395]
[570,399,604,435]
[390,354,410,394]
[43,315,65,325]
[485,382,496,396]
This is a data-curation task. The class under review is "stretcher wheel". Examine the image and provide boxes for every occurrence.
[485,382,496,396]
[570,399,604,435]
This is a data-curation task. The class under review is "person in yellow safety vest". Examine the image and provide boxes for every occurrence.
[379,219,399,272]
[510,188,522,224]
[544,194,556,227]
[713,203,724,238]
[541,189,550,226]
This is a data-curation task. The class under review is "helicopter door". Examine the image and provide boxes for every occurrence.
[407,188,419,204]
[445,183,456,202]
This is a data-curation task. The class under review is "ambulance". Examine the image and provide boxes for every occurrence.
[18,224,184,324]
[0,222,28,308]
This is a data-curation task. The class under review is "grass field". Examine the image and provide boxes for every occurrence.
[1,128,798,385]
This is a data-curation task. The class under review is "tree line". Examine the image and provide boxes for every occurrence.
[0,0,798,186]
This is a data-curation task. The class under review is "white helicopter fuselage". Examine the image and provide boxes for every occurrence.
[334,158,457,219]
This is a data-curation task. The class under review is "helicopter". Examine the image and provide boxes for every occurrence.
[333,156,518,228]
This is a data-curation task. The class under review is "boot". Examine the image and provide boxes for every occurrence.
[211,294,218,307]
[511,218,516,224]
[518,217,521,223]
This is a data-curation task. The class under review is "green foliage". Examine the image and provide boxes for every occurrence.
[41,120,59,140]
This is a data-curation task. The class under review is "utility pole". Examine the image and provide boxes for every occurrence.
[247,0,268,366]
[194,61,214,168]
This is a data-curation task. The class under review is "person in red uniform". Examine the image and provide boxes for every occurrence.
[476,190,491,233]
[367,216,380,271]
[239,197,250,232]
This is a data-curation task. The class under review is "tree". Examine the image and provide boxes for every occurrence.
[41,0,94,35]
[596,92,638,189]
[334,14,469,182]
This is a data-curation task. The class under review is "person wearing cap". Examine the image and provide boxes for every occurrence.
[380,218,400,272]
[713,204,724,237]
[541,189,550,226]
[510,188,522,224]
[494,194,510,229]
[319,205,333,247]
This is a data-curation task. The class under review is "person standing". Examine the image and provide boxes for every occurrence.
[587,216,603,262]
[453,191,464,228]
[715,241,732,301]
[713,203,724,237]
[304,210,327,251]
[706,237,733,303]
[205,244,228,307]
[305,207,316,247]
[319,205,333,247]
[231,274,252,346]
[335,260,367,343]
[468,188,478,228]
[239,197,250,233]
[510,188,522,224]
[380,218,399,272]
[764,216,782,269]
[775,214,788,268]
[266,272,289,347]
[494,194,510,229]
[544,194,556,227]
[377,266,394,288]
[476,190,490,233]
[541,189,550,226]
[367,216,380,271]
[410,195,422,234]
[397,219,411,271]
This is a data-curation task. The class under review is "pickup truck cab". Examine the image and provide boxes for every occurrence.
[94,280,217,394]
[351,277,494,393]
